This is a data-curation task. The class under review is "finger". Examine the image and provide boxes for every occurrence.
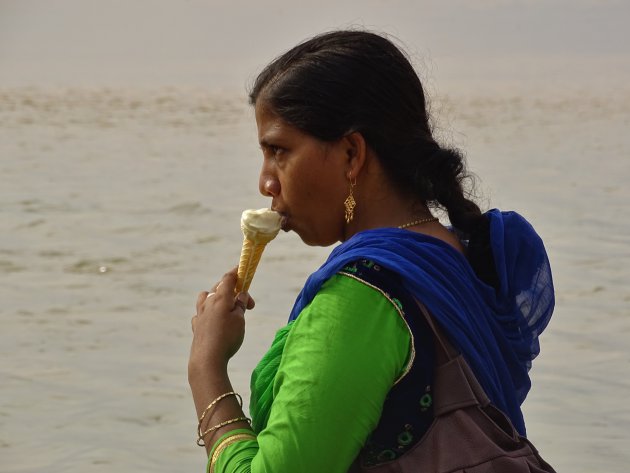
[233,297,247,313]
[235,292,255,310]
[208,267,235,293]
[191,315,197,332]
[216,270,238,297]
[196,291,210,313]
[233,292,250,313]
[236,292,256,310]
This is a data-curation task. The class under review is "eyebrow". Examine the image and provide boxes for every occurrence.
[259,133,283,148]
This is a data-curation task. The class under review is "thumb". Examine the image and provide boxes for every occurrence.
[234,292,249,313]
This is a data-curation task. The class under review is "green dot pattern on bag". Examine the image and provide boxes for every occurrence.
[419,393,432,411]
[397,430,414,446]
[376,449,397,462]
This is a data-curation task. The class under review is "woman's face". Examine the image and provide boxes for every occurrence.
[255,102,350,246]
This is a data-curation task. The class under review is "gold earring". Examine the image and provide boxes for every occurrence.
[344,176,357,223]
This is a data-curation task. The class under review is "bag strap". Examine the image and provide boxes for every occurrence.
[413,298,491,415]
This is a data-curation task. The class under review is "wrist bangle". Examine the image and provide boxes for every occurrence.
[197,391,243,440]
[209,432,257,473]
[197,416,251,446]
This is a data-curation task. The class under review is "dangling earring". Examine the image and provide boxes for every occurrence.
[344,175,357,223]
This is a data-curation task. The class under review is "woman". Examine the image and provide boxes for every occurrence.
[188,30,554,472]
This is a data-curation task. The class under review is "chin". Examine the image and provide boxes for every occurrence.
[297,231,338,248]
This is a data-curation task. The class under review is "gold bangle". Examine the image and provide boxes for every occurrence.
[209,432,257,473]
[197,416,251,446]
[197,392,243,440]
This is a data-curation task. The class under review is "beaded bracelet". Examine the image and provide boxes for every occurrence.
[197,416,252,446]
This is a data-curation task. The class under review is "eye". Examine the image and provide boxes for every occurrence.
[259,140,288,167]
[270,145,285,156]
[262,144,285,160]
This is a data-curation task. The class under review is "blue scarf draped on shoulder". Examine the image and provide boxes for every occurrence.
[287,209,554,436]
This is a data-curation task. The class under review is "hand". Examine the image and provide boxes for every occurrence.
[189,268,256,373]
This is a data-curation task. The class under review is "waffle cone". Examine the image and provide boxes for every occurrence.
[235,235,273,293]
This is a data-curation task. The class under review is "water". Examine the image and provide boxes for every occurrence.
[1,85,629,472]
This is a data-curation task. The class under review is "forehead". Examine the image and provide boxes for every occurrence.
[254,101,302,144]
[255,102,281,135]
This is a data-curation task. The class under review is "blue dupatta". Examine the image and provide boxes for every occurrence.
[287,210,554,436]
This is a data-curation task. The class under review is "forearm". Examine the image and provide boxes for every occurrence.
[188,269,255,457]
[189,361,253,456]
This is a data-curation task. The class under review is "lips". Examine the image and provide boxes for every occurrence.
[272,208,289,231]
[282,215,291,230]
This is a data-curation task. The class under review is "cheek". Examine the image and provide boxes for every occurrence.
[299,178,332,207]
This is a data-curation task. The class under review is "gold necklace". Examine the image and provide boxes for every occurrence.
[398,216,438,229]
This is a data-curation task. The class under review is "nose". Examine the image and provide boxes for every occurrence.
[259,168,280,198]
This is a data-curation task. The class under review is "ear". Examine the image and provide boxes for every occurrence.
[342,131,368,180]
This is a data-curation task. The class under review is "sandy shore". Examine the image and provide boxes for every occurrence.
[1,85,629,472]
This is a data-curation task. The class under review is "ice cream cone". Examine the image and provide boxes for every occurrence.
[235,234,276,293]
[235,209,281,294]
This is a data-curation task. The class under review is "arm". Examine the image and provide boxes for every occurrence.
[189,269,255,455]
[209,274,412,473]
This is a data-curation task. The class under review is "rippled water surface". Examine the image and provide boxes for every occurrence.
[1,87,629,472]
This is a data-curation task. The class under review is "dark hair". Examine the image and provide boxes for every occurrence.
[249,30,483,234]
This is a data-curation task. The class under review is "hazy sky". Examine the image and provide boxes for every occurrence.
[1,0,629,89]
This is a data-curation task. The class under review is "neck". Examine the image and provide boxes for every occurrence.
[340,152,436,242]
[341,186,431,241]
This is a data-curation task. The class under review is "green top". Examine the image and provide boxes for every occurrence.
[207,273,412,473]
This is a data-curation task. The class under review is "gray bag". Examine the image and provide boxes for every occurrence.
[350,300,556,473]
